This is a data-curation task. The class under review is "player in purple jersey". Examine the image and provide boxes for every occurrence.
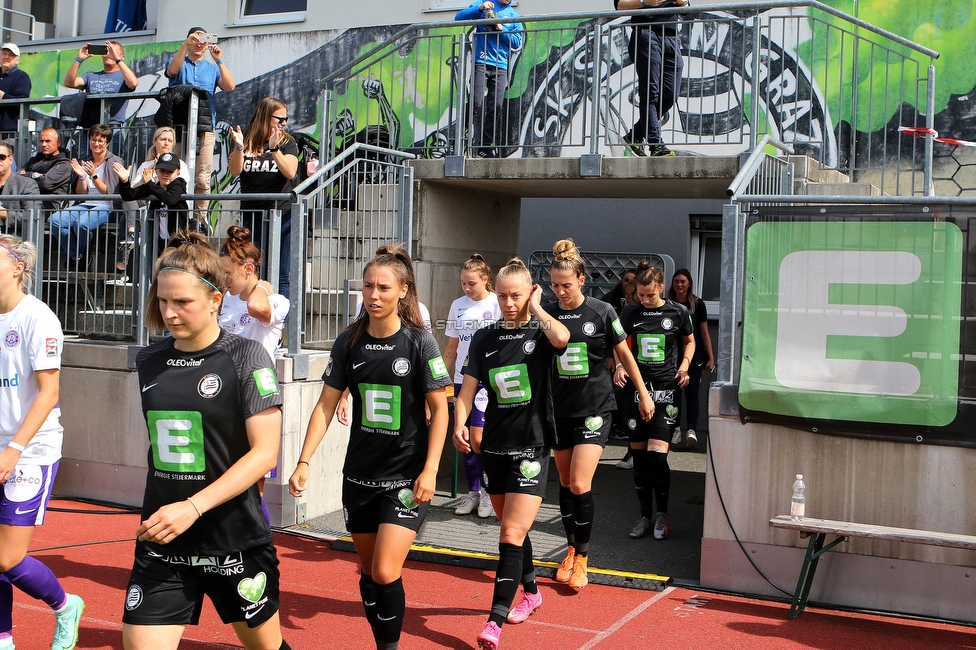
[615,262,694,541]
[454,258,570,650]
[123,232,291,650]
[546,240,652,590]
[0,234,84,650]
[290,244,450,650]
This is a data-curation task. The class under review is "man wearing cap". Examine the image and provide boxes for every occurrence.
[0,43,31,138]
[164,27,235,216]
[0,141,38,234]
[63,41,138,125]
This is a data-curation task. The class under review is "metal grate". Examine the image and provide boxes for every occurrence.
[527,249,675,303]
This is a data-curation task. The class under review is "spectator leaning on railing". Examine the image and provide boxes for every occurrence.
[0,141,38,234]
[63,41,138,126]
[0,43,30,139]
[20,128,73,212]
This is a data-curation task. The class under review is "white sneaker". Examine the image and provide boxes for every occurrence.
[685,429,698,448]
[671,428,682,445]
[616,456,634,470]
[477,488,494,518]
[455,492,479,516]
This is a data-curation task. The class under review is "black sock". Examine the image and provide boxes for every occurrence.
[649,450,671,513]
[489,542,523,626]
[279,642,293,650]
[558,484,576,548]
[359,572,379,632]
[521,534,538,594]
[373,577,405,649]
[631,448,654,519]
[572,491,594,556]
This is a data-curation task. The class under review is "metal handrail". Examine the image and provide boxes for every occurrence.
[0,6,36,41]
[292,142,416,195]
[323,1,939,86]
[726,135,795,198]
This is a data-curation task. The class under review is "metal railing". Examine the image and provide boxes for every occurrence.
[527,250,675,305]
[287,143,416,353]
[0,6,35,43]
[320,2,937,196]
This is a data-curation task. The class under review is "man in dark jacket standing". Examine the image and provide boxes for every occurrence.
[0,43,31,138]
[21,128,72,211]
[615,0,686,157]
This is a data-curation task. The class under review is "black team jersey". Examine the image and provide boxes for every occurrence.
[464,318,565,451]
[136,330,283,556]
[323,326,451,481]
[619,300,694,385]
[544,296,627,417]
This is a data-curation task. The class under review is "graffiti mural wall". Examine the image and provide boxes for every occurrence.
[15,3,976,197]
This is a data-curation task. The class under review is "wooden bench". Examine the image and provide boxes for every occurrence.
[769,515,976,619]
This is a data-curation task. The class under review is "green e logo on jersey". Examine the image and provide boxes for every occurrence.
[252,368,279,397]
[148,410,205,473]
[739,221,962,426]
[429,356,449,379]
[557,342,589,376]
[489,364,531,404]
[636,334,665,363]
[611,318,624,337]
[359,383,402,430]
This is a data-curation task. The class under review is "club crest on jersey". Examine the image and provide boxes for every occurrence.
[484,310,494,320]
[125,585,143,611]
[239,313,252,327]
[662,318,674,330]
[582,322,596,336]
[392,357,410,376]
[4,330,19,348]
[522,340,536,354]
[198,373,222,398]
[627,418,637,430]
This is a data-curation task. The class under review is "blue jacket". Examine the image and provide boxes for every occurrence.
[455,2,523,70]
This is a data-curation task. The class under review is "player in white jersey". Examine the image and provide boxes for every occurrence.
[443,254,500,518]
[0,234,84,650]
[545,240,652,590]
[454,258,570,650]
[290,244,450,650]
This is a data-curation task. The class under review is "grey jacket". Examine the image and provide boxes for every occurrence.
[0,172,39,233]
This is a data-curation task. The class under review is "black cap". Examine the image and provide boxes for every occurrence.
[156,153,180,172]
[187,27,206,36]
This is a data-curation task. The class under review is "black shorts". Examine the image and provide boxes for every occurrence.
[552,413,612,450]
[122,542,280,628]
[624,380,679,444]
[481,447,550,498]
[342,477,429,534]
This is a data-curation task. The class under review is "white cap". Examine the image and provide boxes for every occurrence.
[1,43,20,57]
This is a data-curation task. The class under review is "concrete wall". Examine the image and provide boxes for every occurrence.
[701,385,976,621]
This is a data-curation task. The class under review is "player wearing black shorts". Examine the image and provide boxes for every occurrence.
[290,244,450,650]
[453,258,570,650]
[615,261,694,541]
[123,232,292,650]
[545,240,652,590]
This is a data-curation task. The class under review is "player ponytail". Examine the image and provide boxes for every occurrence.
[461,253,493,292]
[220,225,263,268]
[0,234,36,292]
[146,231,228,334]
[550,238,585,278]
[348,243,424,346]
[496,257,532,287]
[634,260,664,288]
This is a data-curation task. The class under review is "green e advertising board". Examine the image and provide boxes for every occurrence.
[738,220,963,428]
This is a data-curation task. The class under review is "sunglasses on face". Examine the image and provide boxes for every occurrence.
[0,154,9,161]
[272,115,288,123]
[90,139,108,145]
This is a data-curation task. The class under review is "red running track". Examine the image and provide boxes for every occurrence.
[9,500,976,649]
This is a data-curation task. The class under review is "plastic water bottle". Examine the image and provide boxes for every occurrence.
[790,474,805,522]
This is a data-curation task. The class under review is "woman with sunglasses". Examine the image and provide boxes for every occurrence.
[123,232,293,650]
[230,97,299,299]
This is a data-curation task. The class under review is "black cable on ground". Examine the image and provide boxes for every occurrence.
[707,432,793,598]
[31,539,134,553]
[48,496,141,515]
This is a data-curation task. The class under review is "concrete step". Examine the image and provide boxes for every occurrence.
[797,180,882,197]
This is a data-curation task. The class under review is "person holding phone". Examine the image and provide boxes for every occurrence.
[63,40,138,126]
[165,27,236,216]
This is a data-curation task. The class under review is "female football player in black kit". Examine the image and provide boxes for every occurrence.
[124,231,292,650]
[453,258,570,650]
[546,240,652,590]
[615,262,694,541]
[289,244,450,650]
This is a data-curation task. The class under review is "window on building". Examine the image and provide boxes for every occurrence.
[242,0,306,16]
[689,215,722,317]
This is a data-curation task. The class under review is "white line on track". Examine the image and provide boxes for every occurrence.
[575,586,675,650]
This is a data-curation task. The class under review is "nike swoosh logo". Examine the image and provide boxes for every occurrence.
[377,614,396,621]
[364,601,376,606]
[141,383,157,392]
[353,362,366,369]
[397,512,416,518]
[244,604,265,620]
[485,350,498,357]
[633,322,644,328]
[496,577,514,583]
[14,507,37,515]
